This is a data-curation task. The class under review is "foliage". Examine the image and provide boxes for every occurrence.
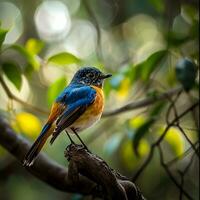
[132,102,165,156]
[2,61,22,90]
[47,52,81,66]
[176,58,197,91]
[47,76,67,106]
[0,28,8,48]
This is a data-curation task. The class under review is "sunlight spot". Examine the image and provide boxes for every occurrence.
[34,1,71,41]
[13,112,41,139]
[63,20,97,59]
[0,2,23,44]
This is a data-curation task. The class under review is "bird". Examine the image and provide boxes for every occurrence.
[23,67,112,167]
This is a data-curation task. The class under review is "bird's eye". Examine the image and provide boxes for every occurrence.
[87,73,94,78]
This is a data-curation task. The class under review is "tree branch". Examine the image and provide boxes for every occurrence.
[103,87,183,117]
[166,141,199,166]
[0,117,144,199]
[65,144,145,200]
[0,75,48,115]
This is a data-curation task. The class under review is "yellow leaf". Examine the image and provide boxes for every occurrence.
[25,38,44,55]
[117,78,131,100]
[120,139,150,170]
[0,146,7,157]
[14,112,41,139]
[129,116,146,129]
[159,127,185,156]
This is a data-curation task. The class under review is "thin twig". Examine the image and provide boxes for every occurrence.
[158,144,194,200]
[0,75,49,115]
[165,90,182,125]
[176,124,199,157]
[165,90,199,156]
[132,102,199,182]
[132,147,155,182]
[178,152,196,200]
[166,141,199,166]
[156,102,199,145]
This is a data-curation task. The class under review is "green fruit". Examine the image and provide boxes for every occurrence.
[175,58,197,91]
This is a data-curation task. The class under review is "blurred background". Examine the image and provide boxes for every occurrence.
[0,0,199,199]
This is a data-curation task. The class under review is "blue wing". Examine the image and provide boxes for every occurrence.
[50,84,96,144]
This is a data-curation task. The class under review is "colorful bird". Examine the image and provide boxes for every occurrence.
[23,67,112,167]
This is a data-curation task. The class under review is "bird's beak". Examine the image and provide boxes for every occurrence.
[100,73,112,79]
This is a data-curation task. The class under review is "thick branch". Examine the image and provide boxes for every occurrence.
[65,144,145,200]
[0,117,144,199]
[0,117,98,194]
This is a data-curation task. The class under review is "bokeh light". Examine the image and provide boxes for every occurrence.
[63,20,97,58]
[34,1,71,41]
[0,2,23,44]
[123,14,166,63]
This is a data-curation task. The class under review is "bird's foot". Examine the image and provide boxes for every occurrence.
[64,143,91,160]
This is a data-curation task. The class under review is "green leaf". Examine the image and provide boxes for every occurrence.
[175,58,197,91]
[10,44,40,71]
[129,63,142,83]
[0,29,8,48]
[47,52,81,66]
[141,50,167,81]
[130,50,167,82]
[149,0,164,13]
[47,77,67,106]
[121,139,150,170]
[166,31,190,46]
[133,102,165,156]
[132,119,154,157]
[25,38,44,55]
[2,62,22,90]
[149,102,165,117]
[182,5,198,22]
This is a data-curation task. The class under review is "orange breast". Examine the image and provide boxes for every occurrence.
[90,85,104,115]
[69,86,104,131]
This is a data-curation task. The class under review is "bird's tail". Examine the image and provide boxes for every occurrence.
[23,123,53,167]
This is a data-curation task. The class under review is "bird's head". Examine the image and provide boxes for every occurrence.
[71,67,112,87]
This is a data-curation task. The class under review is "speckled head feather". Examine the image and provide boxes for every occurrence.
[71,67,112,87]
